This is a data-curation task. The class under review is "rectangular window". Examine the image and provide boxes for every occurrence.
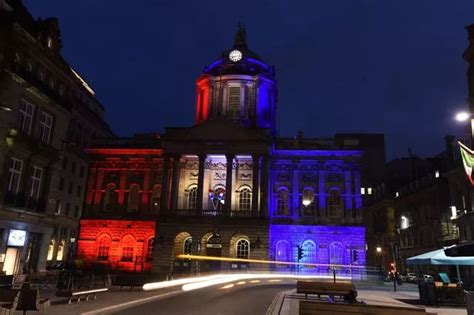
[29,166,43,199]
[65,203,70,216]
[74,205,80,218]
[68,182,73,194]
[122,247,134,262]
[39,111,53,144]
[79,166,85,178]
[228,86,240,117]
[98,246,109,261]
[71,162,76,174]
[62,157,68,170]
[18,99,34,134]
[8,158,23,193]
[59,177,64,191]
[76,185,82,198]
[55,200,61,215]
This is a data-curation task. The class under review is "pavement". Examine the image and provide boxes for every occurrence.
[13,279,468,315]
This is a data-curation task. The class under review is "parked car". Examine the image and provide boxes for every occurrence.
[422,274,434,282]
[405,273,417,283]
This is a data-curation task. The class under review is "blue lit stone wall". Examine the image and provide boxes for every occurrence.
[269,224,366,269]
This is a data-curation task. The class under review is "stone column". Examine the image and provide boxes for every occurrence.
[344,171,352,222]
[94,168,105,207]
[225,154,234,214]
[251,155,260,215]
[169,155,181,210]
[292,169,299,220]
[354,171,362,221]
[196,154,206,213]
[318,171,326,218]
[142,168,150,212]
[160,157,170,212]
[118,169,127,212]
[260,155,269,218]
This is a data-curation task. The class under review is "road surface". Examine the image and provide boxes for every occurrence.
[114,280,294,315]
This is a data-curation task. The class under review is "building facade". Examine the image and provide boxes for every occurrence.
[76,26,375,276]
[0,1,111,276]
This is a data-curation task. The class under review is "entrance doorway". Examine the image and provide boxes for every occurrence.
[206,233,222,271]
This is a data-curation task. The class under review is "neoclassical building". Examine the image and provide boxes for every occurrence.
[77,26,376,275]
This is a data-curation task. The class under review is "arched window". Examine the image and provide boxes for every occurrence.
[121,235,135,262]
[146,238,154,261]
[47,239,55,261]
[150,185,161,212]
[103,183,117,212]
[301,187,316,216]
[97,235,111,261]
[327,188,343,217]
[183,237,193,255]
[329,242,344,265]
[187,185,198,209]
[276,187,289,216]
[236,239,250,259]
[301,240,317,263]
[238,187,252,211]
[56,240,65,261]
[128,184,140,213]
[275,240,290,262]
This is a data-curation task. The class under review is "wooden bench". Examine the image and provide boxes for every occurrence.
[296,281,357,303]
[299,300,428,315]
[0,289,20,315]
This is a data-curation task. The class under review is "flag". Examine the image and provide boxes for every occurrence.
[459,141,474,186]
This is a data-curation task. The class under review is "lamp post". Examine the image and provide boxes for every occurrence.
[455,111,474,146]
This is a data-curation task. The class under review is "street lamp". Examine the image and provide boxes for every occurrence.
[376,247,382,253]
[455,111,470,122]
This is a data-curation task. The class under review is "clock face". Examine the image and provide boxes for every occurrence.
[229,50,242,62]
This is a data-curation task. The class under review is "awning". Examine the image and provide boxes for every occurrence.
[406,247,474,266]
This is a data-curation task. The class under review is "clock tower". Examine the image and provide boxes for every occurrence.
[195,25,277,134]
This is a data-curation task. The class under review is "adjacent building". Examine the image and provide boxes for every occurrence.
[0,0,112,275]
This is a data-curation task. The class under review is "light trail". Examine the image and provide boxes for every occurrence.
[143,274,232,291]
[177,254,364,269]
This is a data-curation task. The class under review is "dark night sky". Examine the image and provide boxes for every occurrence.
[23,0,474,160]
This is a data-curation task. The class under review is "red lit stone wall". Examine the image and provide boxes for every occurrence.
[77,219,156,272]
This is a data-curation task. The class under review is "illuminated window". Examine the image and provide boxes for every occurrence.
[395,191,399,198]
[400,215,409,229]
[183,237,193,255]
[238,187,252,211]
[329,242,344,265]
[301,240,316,263]
[150,185,161,212]
[187,185,197,210]
[39,111,53,144]
[7,158,23,193]
[327,188,343,217]
[367,187,372,195]
[97,236,110,261]
[435,170,440,178]
[450,206,457,220]
[211,186,225,211]
[360,187,365,195]
[47,37,53,48]
[275,240,290,262]
[236,239,250,259]
[122,247,134,262]
[103,184,117,212]
[301,188,315,216]
[56,240,65,261]
[276,188,289,216]
[127,184,140,213]
[228,86,241,117]
[146,238,154,261]
[47,239,55,261]
[121,235,135,262]
[29,166,43,199]
[18,99,34,134]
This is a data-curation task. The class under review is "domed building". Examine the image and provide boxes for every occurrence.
[77,26,383,276]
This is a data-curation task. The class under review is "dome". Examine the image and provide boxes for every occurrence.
[203,24,275,78]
